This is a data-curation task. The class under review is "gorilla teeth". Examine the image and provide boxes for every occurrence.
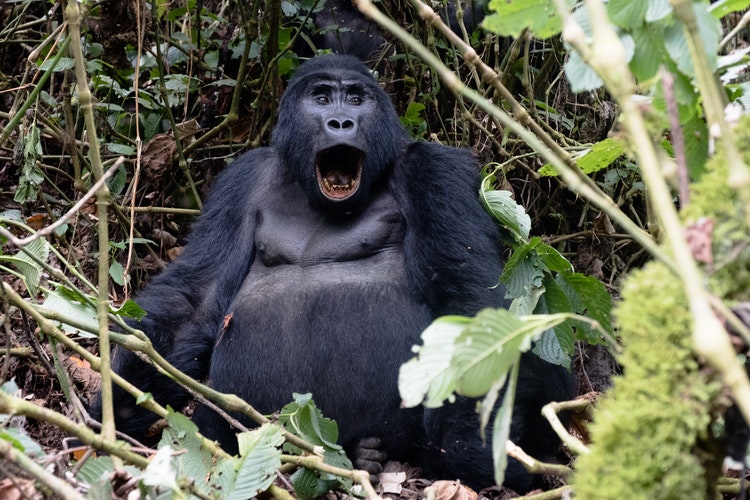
[316,144,365,201]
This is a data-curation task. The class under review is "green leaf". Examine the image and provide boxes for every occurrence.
[75,456,140,487]
[229,424,284,500]
[41,289,99,338]
[499,237,546,298]
[112,298,147,320]
[492,363,519,486]
[683,112,709,179]
[484,0,575,39]
[109,260,126,286]
[646,0,672,22]
[399,316,469,408]
[481,187,531,240]
[710,0,750,18]
[533,328,571,367]
[535,240,573,273]
[452,309,527,397]
[0,428,43,456]
[556,272,614,342]
[453,310,573,398]
[2,237,50,295]
[38,56,75,72]
[608,0,648,28]
[630,23,670,82]
[664,3,721,76]
[540,138,626,177]
[279,395,342,450]
[159,412,216,495]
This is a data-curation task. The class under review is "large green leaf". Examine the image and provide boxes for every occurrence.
[481,187,531,240]
[279,393,342,450]
[399,316,468,408]
[608,0,648,28]
[484,0,576,39]
[228,424,285,500]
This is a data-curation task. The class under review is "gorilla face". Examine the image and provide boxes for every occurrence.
[304,77,377,204]
[272,55,408,212]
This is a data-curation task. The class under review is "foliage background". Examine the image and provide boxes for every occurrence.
[2,0,750,498]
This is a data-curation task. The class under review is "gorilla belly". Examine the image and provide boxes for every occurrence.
[210,248,431,447]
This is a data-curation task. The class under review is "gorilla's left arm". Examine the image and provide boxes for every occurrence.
[391,142,506,315]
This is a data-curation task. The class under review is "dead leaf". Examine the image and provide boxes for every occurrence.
[379,471,406,495]
[0,478,37,500]
[63,354,100,393]
[685,217,714,264]
[424,480,477,500]
[142,133,177,182]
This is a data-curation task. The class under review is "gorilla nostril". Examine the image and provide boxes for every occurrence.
[327,119,355,131]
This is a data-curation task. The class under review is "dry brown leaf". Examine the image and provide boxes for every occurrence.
[424,480,477,500]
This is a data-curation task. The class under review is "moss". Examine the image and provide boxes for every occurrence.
[572,263,719,500]
[572,118,750,498]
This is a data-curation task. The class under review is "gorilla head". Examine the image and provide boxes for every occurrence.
[271,55,409,212]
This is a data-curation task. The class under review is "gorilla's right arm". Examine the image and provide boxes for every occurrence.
[90,150,270,440]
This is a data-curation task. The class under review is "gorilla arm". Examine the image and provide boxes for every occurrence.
[390,142,505,316]
[95,150,270,440]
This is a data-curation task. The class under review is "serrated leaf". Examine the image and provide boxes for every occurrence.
[484,0,575,39]
[112,299,146,320]
[0,428,43,456]
[556,272,614,343]
[532,329,572,367]
[499,238,547,298]
[159,411,215,495]
[75,456,141,486]
[399,316,469,408]
[664,3,720,76]
[577,138,626,174]
[109,260,126,286]
[452,309,526,397]
[279,395,341,450]
[453,310,572,397]
[534,239,573,273]
[565,49,604,93]
[228,424,284,500]
[608,0,648,28]
[292,467,331,500]
[630,23,670,82]
[481,188,531,240]
[646,0,672,21]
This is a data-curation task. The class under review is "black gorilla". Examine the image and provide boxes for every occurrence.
[295,0,487,62]
[96,54,572,492]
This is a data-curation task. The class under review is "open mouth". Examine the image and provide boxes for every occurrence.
[315,145,365,201]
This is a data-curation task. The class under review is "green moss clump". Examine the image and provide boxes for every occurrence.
[681,137,750,301]
[572,117,750,498]
[572,262,720,500]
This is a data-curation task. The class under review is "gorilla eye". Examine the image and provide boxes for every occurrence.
[315,95,331,105]
[349,96,363,105]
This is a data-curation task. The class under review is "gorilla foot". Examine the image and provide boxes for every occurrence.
[354,436,388,480]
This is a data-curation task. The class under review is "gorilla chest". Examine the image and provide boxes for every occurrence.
[253,190,406,273]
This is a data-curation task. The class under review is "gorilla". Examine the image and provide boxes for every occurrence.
[95,54,573,492]
[295,0,487,62]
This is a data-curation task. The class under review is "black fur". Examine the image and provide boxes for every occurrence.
[94,54,572,492]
